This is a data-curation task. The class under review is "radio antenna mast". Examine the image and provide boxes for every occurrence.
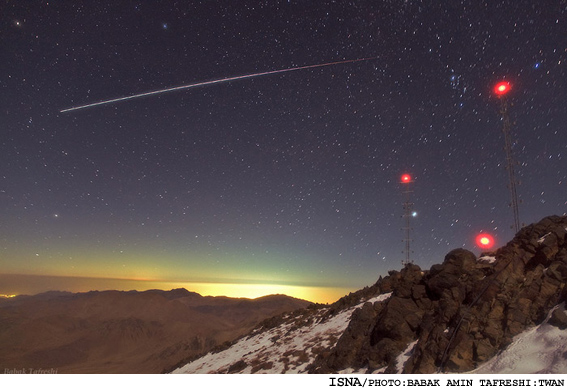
[400,173,414,266]
[494,81,521,233]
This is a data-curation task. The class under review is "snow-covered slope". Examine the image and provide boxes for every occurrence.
[470,304,567,374]
[172,293,567,375]
[172,293,391,374]
[172,215,567,375]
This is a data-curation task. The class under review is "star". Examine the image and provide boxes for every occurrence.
[3,1,567,304]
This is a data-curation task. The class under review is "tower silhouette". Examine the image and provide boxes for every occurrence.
[400,173,413,265]
[494,81,521,233]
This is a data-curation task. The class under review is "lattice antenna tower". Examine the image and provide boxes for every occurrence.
[494,81,521,233]
[400,173,414,266]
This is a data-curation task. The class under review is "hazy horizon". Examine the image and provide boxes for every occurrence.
[0,273,357,303]
[4,2,566,318]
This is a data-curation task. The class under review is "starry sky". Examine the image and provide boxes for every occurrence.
[2,1,566,302]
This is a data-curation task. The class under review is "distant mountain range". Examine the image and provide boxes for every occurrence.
[0,288,310,373]
[4,215,567,374]
[171,215,567,374]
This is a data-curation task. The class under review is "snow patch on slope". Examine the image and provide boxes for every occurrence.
[172,286,567,375]
[478,255,497,264]
[471,304,567,374]
[172,292,391,374]
[396,340,418,373]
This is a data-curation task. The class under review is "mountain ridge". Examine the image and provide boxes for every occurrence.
[0,287,310,373]
[172,215,567,374]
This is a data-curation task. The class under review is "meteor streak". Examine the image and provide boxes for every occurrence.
[60,57,376,113]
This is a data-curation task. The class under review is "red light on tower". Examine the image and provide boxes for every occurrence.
[494,81,511,96]
[476,233,495,249]
[400,173,414,265]
[401,173,412,183]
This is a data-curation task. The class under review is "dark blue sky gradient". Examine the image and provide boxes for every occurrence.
[2,1,566,300]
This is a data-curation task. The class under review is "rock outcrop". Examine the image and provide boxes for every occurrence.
[311,215,567,373]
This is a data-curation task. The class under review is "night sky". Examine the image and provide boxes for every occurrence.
[2,1,566,302]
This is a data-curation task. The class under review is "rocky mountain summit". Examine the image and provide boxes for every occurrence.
[174,215,567,374]
[315,215,567,373]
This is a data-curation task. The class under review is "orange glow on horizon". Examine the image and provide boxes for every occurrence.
[170,282,351,303]
[0,273,353,304]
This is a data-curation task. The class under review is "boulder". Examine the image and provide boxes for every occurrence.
[312,215,567,374]
[548,307,567,330]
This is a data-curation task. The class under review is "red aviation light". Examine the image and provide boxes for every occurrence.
[401,174,412,183]
[494,81,511,96]
[476,233,495,249]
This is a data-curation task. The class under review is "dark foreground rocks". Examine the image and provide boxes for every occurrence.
[310,215,567,373]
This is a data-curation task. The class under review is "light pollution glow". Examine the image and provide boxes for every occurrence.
[0,274,357,304]
[0,236,369,304]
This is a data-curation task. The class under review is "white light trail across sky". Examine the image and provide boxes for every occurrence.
[60,57,376,113]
